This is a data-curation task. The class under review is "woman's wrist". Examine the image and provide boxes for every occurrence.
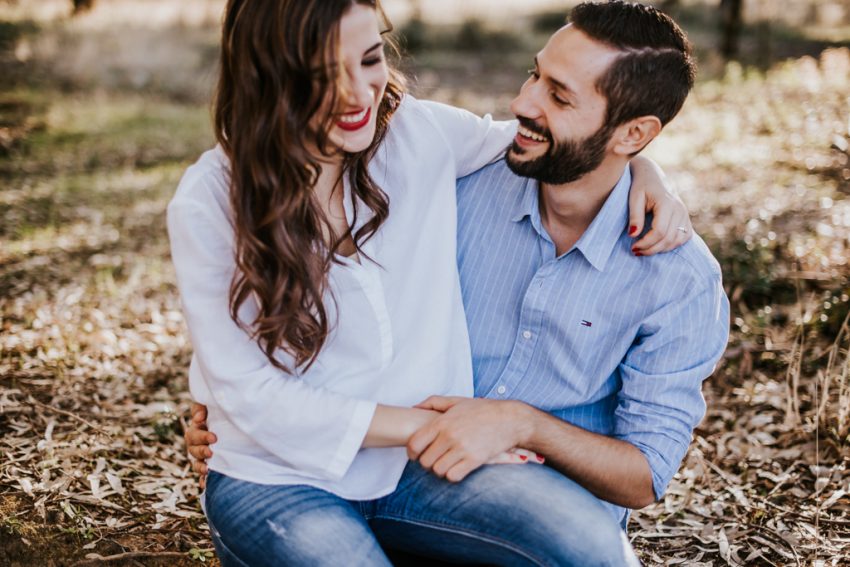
[364,405,440,448]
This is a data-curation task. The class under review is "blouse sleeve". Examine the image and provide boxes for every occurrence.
[418,99,518,178]
[167,184,377,482]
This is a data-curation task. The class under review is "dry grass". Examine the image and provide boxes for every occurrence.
[1,3,849,566]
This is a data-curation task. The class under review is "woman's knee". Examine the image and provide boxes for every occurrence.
[204,474,389,567]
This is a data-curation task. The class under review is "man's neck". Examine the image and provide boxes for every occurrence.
[538,159,628,256]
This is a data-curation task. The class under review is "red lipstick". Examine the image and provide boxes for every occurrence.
[336,107,371,131]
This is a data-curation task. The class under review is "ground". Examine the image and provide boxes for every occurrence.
[1,1,849,565]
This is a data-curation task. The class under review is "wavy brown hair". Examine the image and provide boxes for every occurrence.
[215,0,404,373]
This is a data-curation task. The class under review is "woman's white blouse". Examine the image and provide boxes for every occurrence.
[167,96,516,499]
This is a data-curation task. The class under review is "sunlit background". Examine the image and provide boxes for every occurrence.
[1,1,849,565]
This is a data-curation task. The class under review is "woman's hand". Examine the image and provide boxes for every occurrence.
[628,156,692,256]
[488,447,545,465]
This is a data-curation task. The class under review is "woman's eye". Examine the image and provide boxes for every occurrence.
[527,68,539,79]
[363,57,383,67]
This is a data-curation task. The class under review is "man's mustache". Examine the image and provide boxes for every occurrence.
[516,116,551,141]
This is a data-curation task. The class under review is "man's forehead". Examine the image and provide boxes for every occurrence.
[537,25,622,90]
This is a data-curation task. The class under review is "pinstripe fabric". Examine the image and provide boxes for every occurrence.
[456,159,730,522]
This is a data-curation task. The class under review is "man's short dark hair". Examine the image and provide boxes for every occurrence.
[569,1,696,128]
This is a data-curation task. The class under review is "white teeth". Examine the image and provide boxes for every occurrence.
[339,108,368,123]
[518,125,547,143]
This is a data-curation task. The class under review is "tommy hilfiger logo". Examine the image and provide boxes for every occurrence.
[581,320,592,327]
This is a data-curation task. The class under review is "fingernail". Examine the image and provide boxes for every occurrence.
[635,252,643,257]
[536,455,545,463]
[519,455,528,461]
[629,225,637,236]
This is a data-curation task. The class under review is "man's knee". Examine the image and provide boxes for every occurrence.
[462,465,634,565]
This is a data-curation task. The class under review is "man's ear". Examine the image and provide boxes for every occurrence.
[610,116,662,156]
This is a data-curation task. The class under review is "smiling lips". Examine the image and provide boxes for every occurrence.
[336,106,371,131]
[515,124,549,148]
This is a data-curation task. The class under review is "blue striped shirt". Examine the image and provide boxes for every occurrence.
[456,159,730,524]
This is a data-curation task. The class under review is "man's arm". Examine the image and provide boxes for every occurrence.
[410,272,730,509]
[516,403,655,508]
[408,397,653,508]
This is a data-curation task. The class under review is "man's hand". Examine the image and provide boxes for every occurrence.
[407,396,539,483]
[185,402,216,490]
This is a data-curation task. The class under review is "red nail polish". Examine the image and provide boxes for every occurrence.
[519,455,528,461]
[635,252,643,257]
[536,455,545,463]
[629,225,637,236]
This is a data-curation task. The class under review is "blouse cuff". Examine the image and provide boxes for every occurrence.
[325,399,378,481]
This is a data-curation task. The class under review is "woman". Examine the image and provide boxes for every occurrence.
[168,0,688,564]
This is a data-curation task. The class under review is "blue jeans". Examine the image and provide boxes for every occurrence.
[204,462,640,567]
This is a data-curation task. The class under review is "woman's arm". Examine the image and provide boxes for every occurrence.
[417,98,517,178]
[184,402,440,484]
[416,100,693,256]
[628,156,693,255]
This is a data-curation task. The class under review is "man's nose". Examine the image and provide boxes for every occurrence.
[510,81,543,121]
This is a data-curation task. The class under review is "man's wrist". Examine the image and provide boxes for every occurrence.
[507,400,538,448]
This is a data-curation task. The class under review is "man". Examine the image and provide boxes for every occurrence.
[187,1,728,562]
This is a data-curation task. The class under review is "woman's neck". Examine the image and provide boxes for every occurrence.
[314,159,344,211]
[314,157,358,258]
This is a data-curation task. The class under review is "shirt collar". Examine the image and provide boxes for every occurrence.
[510,165,632,272]
[509,174,539,223]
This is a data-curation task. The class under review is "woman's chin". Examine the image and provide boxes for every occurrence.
[332,122,378,154]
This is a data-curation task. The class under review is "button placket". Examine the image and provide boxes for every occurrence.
[347,261,394,370]
[488,271,545,399]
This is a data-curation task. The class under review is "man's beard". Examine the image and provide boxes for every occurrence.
[506,117,614,185]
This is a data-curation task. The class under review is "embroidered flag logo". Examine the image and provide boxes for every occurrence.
[581,320,592,327]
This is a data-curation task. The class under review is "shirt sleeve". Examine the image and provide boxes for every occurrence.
[418,99,517,178]
[167,192,377,482]
[613,274,730,501]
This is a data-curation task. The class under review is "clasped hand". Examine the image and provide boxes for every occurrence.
[407,396,542,483]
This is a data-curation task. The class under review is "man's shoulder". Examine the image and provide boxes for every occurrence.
[654,232,723,292]
[457,159,523,193]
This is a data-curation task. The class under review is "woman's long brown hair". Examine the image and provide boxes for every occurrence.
[215,0,404,373]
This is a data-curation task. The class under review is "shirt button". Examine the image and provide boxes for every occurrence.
[497,385,507,395]
[522,330,532,340]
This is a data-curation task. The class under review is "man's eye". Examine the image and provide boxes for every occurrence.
[527,68,540,79]
[551,93,570,106]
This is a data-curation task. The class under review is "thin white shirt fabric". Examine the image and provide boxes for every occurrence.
[167,96,516,500]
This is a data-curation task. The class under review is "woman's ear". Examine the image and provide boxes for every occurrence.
[610,116,662,156]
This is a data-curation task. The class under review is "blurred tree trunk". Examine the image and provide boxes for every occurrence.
[72,0,95,15]
[720,0,744,59]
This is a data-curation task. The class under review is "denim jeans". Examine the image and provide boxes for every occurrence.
[204,462,640,567]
